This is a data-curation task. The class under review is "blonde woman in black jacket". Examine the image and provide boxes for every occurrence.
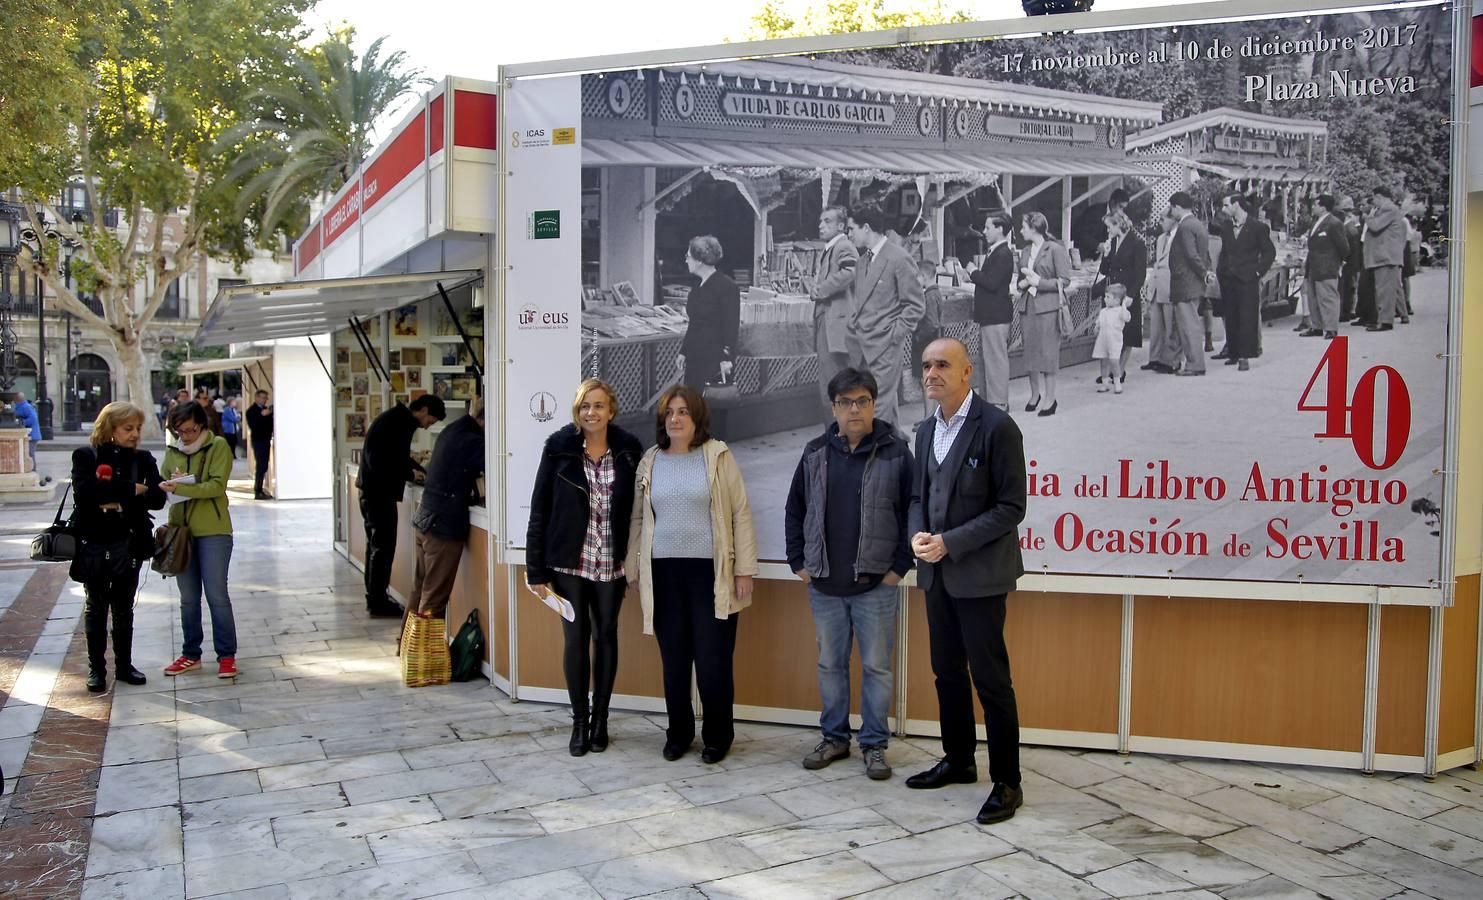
[71,402,166,693]
[525,379,644,756]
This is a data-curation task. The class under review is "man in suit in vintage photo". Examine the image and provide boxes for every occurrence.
[965,210,1016,410]
[809,205,860,410]
[1302,194,1351,340]
[846,207,925,428]
[1167,191,1212,377]
[1215,194,1276,372]
[906,336,1027,825]
[1363,186,1407,332]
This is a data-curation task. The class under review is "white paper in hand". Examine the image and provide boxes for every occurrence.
[163,474,197,505]
[540,589,576,622]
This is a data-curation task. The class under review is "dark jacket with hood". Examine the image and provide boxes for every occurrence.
[785,419,914,594]
[525,422,644,584]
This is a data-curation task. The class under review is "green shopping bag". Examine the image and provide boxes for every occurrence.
[449,610,486,682]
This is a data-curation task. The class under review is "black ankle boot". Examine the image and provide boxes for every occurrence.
[115,665,147,686]
[588,714,609,753]
[86,667,107,694]
[569,712,590,757]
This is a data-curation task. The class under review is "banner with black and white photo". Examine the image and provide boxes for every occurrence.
[503,1,1457,591]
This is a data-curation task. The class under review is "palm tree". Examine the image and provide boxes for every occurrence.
[224,31,427,239]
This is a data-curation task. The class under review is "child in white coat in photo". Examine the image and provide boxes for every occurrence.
[1094,283,1133,394]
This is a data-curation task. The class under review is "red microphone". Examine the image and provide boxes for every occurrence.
[96,464,113,481]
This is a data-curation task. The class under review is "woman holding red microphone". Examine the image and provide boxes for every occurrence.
[71,402,167,693]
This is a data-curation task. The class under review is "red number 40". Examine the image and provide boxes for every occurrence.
[1297,336,1411,470]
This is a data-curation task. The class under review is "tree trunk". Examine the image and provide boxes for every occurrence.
[116,338,163,439]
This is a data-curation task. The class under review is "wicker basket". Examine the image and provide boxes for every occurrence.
[400,615,451,688]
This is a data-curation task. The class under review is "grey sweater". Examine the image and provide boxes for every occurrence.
[650,450,713,559]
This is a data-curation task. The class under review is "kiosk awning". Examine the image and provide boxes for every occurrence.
[584,137,1163,180]
[195,270,483,347]
[177,355,271,377]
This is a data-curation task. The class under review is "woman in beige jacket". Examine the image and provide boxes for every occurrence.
[626,385,758,764]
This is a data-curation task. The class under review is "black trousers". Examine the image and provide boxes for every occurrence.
[551,571,626,716]
[224,433,239,458]
[1340,266,1358,320]
[252,438,272,493]
[1355,267,1377,325]
[924,583,1020,786]
[652,558,737,751]
[360,493,399,608]
[85,565,142,672]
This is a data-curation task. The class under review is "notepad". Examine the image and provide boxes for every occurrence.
[162,474,196,505]
[540,589,576,622]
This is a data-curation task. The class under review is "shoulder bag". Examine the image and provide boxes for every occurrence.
[152,450,197,577]
[30,484,77,562]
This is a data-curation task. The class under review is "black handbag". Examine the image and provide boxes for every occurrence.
[30,484,77,562]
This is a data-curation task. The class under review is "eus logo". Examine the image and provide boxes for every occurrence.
[517,303,570,330]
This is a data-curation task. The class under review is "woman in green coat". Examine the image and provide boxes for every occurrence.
[160,401,240,678]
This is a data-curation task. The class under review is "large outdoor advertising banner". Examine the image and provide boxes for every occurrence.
[504,2,1457,591]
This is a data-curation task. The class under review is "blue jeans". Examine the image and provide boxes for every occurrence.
[178,535,237,660]
[808,580,898,749]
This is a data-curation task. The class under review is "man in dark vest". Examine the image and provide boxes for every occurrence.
[906,337,1028,824]
[357,394,446,617]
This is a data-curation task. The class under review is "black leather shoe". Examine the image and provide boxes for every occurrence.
[569,715,590,757]
[86,669,107,693]
[367,601,402,618]
[701,746,728,764]
[1367,324,1394,332]
[662,739,691,761]
[976,783,1024,824]
[1024,396,1041,413]
[588,715,609,753]
[905,759,978,790]
[116,666,147,686]
[1301,329,1324,337]
[1036,400,1057,418]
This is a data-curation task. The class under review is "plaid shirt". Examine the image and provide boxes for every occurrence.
[553,449,621,582]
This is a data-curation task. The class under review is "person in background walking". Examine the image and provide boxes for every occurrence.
[194,386,222,435]
[246,390,274,500]
[1167,192,1212,377]
[72,402,165,693]
[785,367,913,781]
[1362,186,1406,333]
[160,401,239,679]
[1338,196,1363,323]
[1097,210,1146,386]
[1300,194,1350,341]
[526,379,643,756]
[846,207,925,428]
[678,236,741,390]
[807,206,859,411]
[1142,211,1181,375]
[626,386,757,765]
[1014,211,1073,415]
[220,396,241,458]
[1214,194,1276,372]
[965,210,1015,411]
[13,392,42,477]
[357,395,446,618]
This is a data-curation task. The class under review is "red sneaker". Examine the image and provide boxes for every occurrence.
[164,656,200,676]
[217,657,238,679]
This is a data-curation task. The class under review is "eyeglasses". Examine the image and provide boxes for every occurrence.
[832,396,874,411]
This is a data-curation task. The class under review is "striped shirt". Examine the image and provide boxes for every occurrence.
[553,449,620,582]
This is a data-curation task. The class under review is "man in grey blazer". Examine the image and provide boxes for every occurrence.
[809,206,859,410]
[906,337,1028,825]
[1167,191,1213,376]
[847,207,925,428]
[1363,186,1406,331]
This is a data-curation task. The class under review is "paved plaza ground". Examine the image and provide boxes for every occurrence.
[1,292,1482,897]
